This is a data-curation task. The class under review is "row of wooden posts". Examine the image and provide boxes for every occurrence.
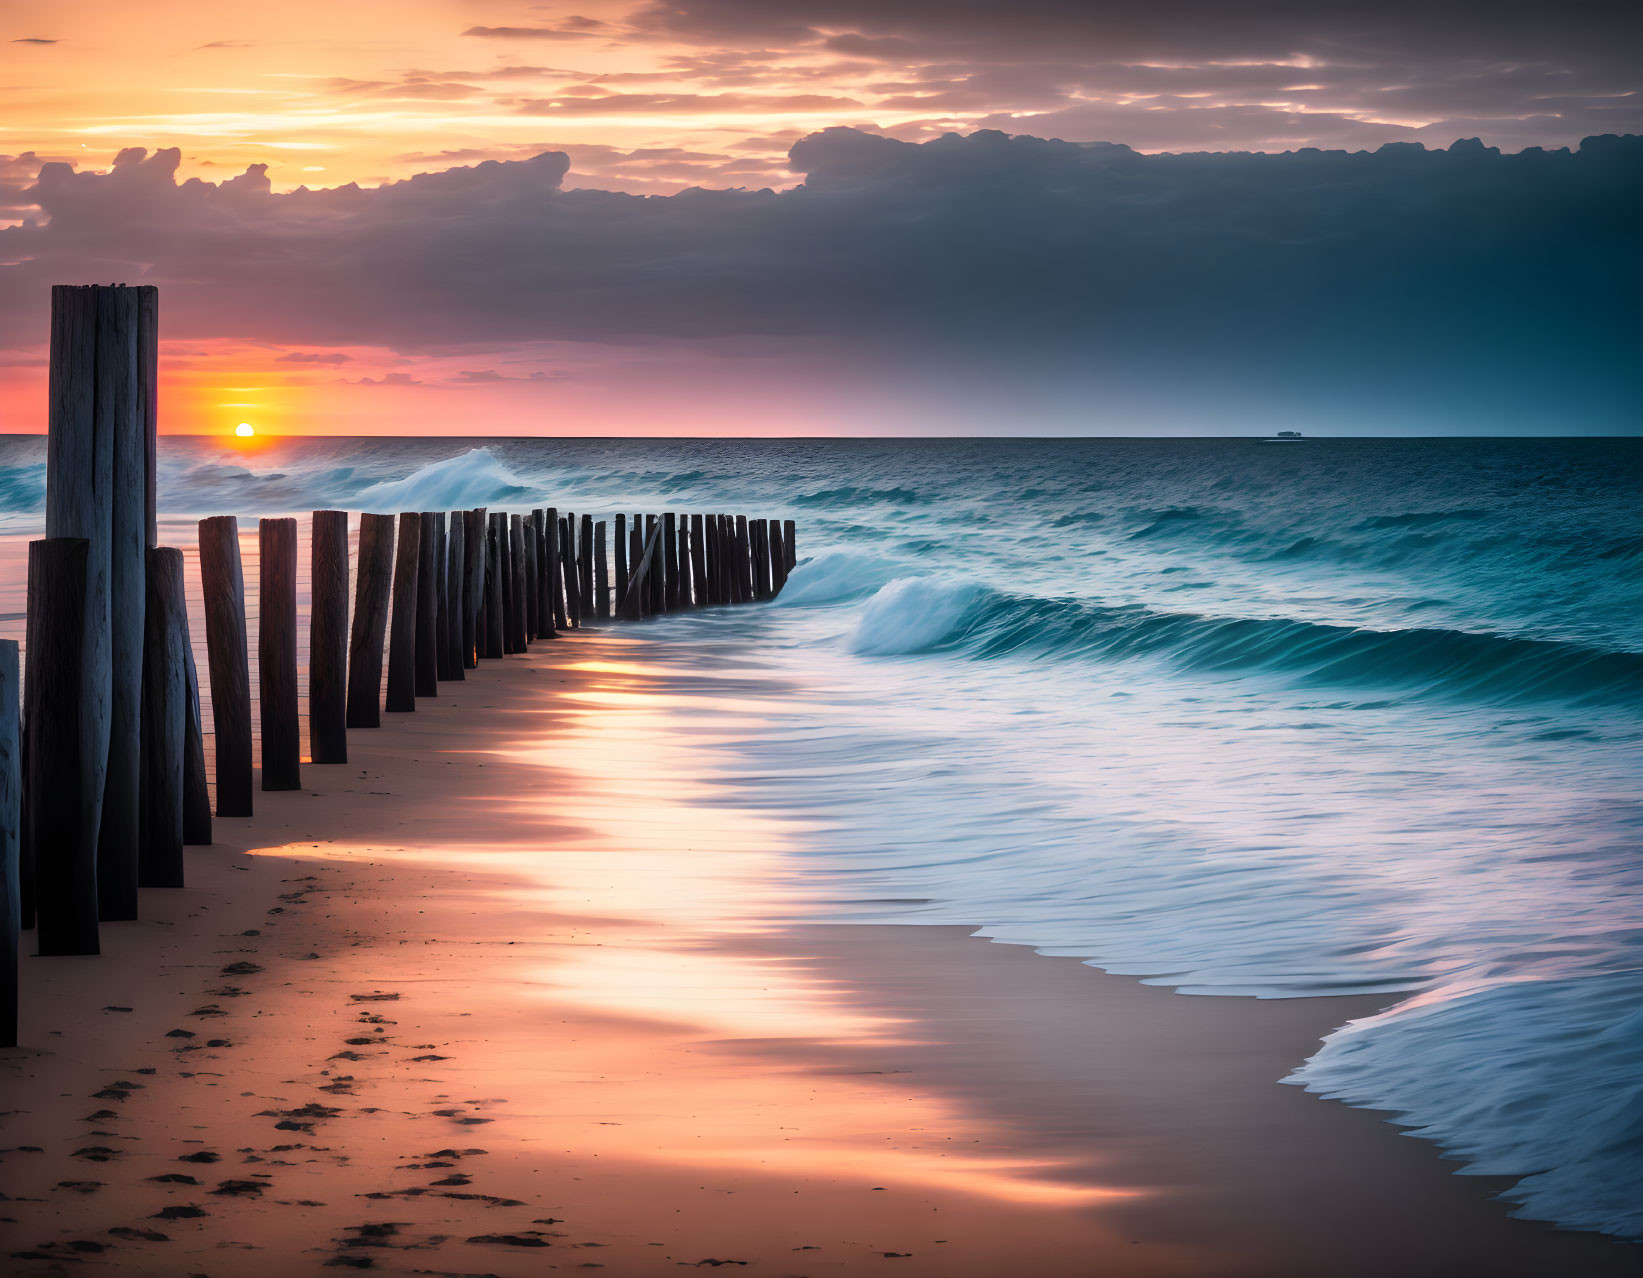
[0,284,797,1047]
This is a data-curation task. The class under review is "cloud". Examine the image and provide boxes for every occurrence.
[463,25,609,41]
[10,37,56,45]
[276,350,351,364]
[345,372,422,386]
[1,128,1637,430]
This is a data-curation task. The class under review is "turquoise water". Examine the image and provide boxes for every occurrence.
[1,434,1639,1238]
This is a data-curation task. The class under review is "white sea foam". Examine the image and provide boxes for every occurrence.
[352,446,532,510]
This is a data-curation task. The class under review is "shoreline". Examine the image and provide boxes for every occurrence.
[2,632,1633,1276]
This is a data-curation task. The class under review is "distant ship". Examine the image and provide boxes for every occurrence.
[1260,430,1309,443]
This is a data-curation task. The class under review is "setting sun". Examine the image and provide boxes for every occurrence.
[235,422,254,437]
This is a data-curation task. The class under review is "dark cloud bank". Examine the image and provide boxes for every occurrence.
[3,127,1638,431]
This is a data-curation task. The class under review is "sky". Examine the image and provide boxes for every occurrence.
[1,1,1638,436]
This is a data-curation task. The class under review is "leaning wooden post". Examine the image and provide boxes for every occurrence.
[446,510,466,681]
[414,513,441,695]
[199,516,253,817]
[386,512,421,711]
[26,538,97,954]
[463,508,486,666]
[510,514,529,651]
[619,518,662,620]
[434,513,453,681]
[0,639,19,1045]
[346,513,395,729]
[628,519,644,616]
[139,547,186,886]
[258,518,301,791]
[643,516,660,613]
[691,515,708,606]
[485,515,505,658]
[310,510,350,762]
[180,630,211,846]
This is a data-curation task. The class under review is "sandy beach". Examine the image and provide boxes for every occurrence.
[1,629,1633,1277]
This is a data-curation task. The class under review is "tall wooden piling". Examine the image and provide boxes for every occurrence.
[510,514,529,651]
[579,514,595,616]
[784,519,796,573]
[346,513,395,729]
[485,515,505,658]
[734,516,751,602]
[645,516,662,613]
[26,538,97,954]
[139,547,187,885]
[629,519,644,617]
[258,518,301,791]
[615,515,629,612]
[434,514,453,681]
[661,513,677,610]
[446,511,466,681]
[705,514,720,605]
[769,520,788,596]
[691,515,708,606]
[47,285,144,920]
[310,510,350,762]
[594,521,609,618]
[199,516,253,817]
[386,511,421,711]
[415,513,441,695]
[462,508,486,667]
[0,640,19,1045]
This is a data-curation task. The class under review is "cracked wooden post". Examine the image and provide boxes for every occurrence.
[619,518,663,620]
[139,546,187,886]
[258,517,301,791]
[560,516,581,628]
[199,515,252,817]
[25,538,97,954]
[310,510,350,762]
[545,511,566,633]
[663,513,679,610]
[346,513,395,729]
[0,639,19,1045]
[628,517,644,617]
[386,511,421,711]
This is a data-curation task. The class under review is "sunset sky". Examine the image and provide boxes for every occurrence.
[2,1,1638,435]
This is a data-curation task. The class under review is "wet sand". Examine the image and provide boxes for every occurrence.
[1,633,1633,1276]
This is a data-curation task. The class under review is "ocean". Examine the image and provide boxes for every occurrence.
[1,434,1639,1239]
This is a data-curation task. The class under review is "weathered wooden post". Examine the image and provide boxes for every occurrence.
[614,515,629,612]
[644,516,661,613]
[199,516,253,817]
[485,514,505,658]
[434,513,453,681]
[752,519,770,599]
[346,513,394,729]
[543,513,564,635]
[310,510,350,763]
[784,519,797,573]
[181,636,211,846]
[560,516,581,628]
[662,513,679,610]
[446,510,466,681]
[724,515,739,603]
[48,284,151,920]
[139,547,187,885]
[735,516,752,602]
[26,538,97,954]
[524,519,539,641]
[463,508,486,666]
[258,518,301,791]
[769,520,788,596]
[386,511,421,711]
[628,519,644,617]
[692,515,708,606]
[578,513,594,616]
[510,514,528,651]
[415,513,440,695]
[595,520,610,618]
[705,514,720,605]
[619,519,662,620]
[0,639,19,1045]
